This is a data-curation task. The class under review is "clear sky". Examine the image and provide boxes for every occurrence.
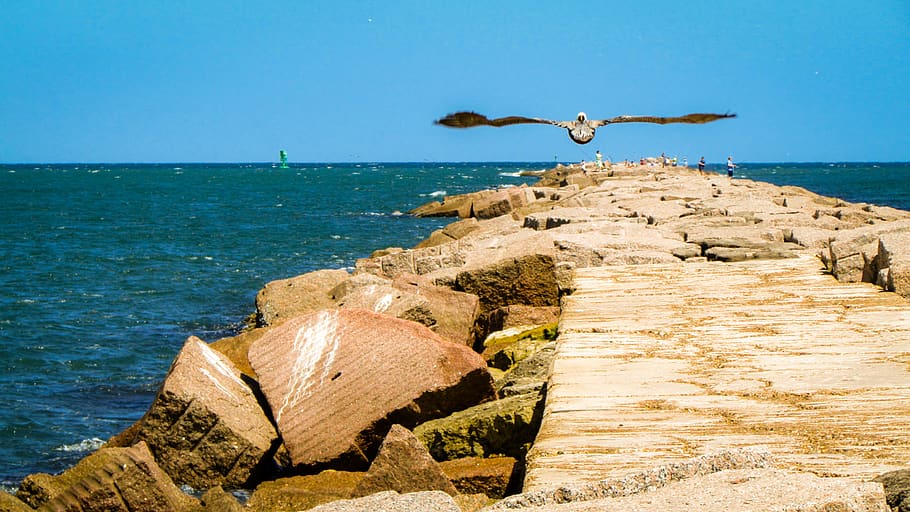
[1,1,908,163]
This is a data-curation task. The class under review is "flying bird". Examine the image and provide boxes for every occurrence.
[435,111,736,145]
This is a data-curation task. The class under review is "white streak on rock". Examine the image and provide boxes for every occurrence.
[374,293,394,313]
[193,339,245,401]
[276,310,340,424]
[199,367,239,401]
[198,340,245,387]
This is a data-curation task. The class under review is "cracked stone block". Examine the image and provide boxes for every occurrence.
[136,337,278,489]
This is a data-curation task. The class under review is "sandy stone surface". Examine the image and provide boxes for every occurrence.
[307,490,462,512]
[524,254,910,491]
[486,468,887,511]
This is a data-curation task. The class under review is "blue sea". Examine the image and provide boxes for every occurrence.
[0,161,908,491]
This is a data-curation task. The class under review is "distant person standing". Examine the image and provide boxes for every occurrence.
[595,150,604,169]
[727,156,735,177]
[698,156,706,171]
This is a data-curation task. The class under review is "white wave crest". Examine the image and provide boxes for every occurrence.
[55,438,105,452]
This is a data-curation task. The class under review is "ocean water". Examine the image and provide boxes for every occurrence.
[713,162,910,211]
[0,161,907,491]
[0,162,544,490]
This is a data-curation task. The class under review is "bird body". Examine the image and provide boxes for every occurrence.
[554,112,598,144]
[435,110,735,144]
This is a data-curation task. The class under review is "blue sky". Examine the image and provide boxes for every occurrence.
[1,1,907,163]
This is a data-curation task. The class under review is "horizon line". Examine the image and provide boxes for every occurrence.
[2,160,909,166]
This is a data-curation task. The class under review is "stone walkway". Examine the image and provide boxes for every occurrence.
[524,253,910,492]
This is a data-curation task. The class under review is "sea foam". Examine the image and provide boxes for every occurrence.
[55,438,105,453]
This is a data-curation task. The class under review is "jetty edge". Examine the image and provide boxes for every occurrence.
[5,162,910,511]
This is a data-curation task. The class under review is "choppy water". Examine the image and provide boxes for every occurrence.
[717,162,910,211]
[0,161,907,491]
[0,162,544,490]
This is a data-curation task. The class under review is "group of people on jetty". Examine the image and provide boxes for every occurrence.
[581,151,737,177]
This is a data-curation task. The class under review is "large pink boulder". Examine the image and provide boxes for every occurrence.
[392,273,481,347]
[471,187,536,219]
[351,424,458,497]
[248,309,495,470]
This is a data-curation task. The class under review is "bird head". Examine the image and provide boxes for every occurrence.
[577,112,587,122]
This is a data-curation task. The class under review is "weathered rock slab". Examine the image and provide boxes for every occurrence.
[482,326,557,371]
[23,442,198,512]
[410,190,486,218]
[0,491,31,512]
[414,391,545,461]
[415,218,482,249]
[877,230,910,299]
[824,220,910,290]
[337,283,435,325]
[455,254,559,313]
[476,305,560,346]
[198,486,245,511]
[245,471,364,512]
[392,274,481,347]
[248,309,495,470]
[472,187,534,219]
[136,337,278,489]
[494,341,557,397]
[330,272,481,346]
[352,424,457,497]
[255,268,350,326]
[873,468,910,512]
[439,456,520,499]
[355,241,468,280]
[705,244,800,261]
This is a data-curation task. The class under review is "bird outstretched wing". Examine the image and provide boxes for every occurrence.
[435,111,556,128]
[592,112,736,127]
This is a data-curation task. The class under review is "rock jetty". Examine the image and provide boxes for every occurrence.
[6,162,910,511]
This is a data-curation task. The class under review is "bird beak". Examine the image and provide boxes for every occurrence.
[577,112,587,121]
